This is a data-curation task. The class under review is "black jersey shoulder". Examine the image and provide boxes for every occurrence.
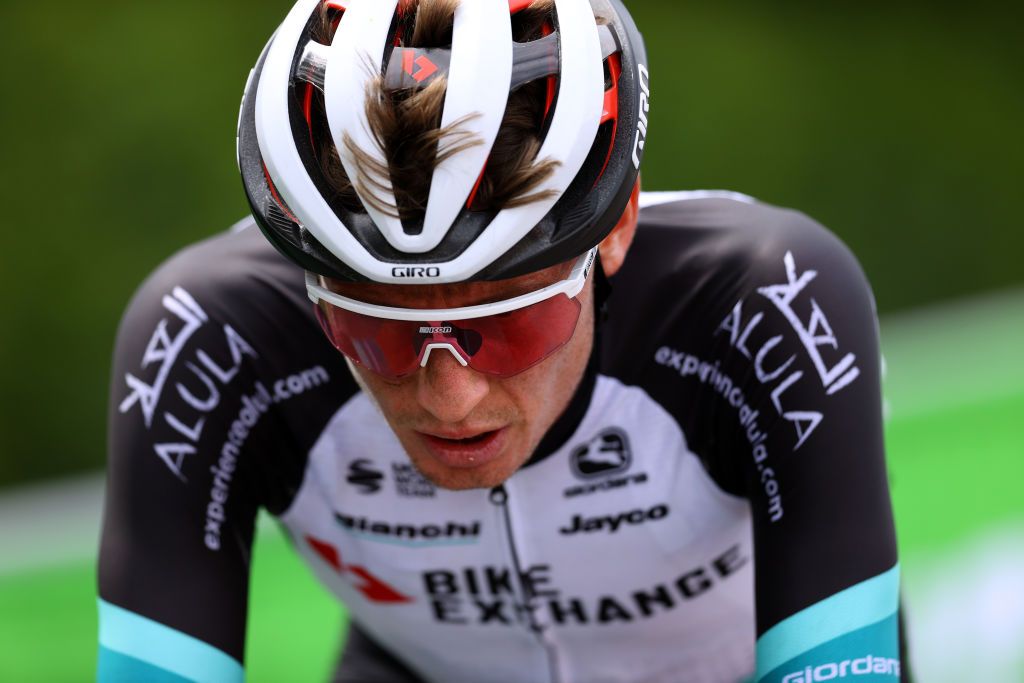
[111,218,358,502]
[101,220,359,658]
[602,192,867,385]
[601,193,895,634]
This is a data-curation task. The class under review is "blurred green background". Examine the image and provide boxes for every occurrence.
[1,1,1023,681]
[0,0,1020,486]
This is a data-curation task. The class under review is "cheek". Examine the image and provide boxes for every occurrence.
[345,359,413,414]
[502,300,594,417]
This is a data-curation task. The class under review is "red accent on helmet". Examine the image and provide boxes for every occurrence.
[596,53,622,182]
[540,20,557,121]
[302,83,315,128]
[263,164,302,224]
[403,51,439,82]
[466,158,488,210]
[600,54,622,125]
[397,0,416,19]
[508,0,535,13]
[302,82,318,151]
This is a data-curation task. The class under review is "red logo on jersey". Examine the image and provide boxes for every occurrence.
[305,535,412,603]
[402,50,438,83]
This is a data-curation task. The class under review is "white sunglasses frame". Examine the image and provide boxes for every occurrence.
[306,248,597,322]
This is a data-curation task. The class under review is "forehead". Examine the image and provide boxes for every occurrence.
[323,259,575,309]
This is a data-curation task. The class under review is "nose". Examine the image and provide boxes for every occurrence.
[415,346,490,423]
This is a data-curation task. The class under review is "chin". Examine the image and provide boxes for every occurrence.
[406,448,522,491]
[392,424,532,491]
[418,459,516,491]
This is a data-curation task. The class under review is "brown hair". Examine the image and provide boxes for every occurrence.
[309,0,559,223]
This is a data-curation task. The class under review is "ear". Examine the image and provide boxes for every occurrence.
[597,179,641,277]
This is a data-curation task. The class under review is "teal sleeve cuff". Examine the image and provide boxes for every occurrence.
[97,599,244,683]
[756,565,901,682]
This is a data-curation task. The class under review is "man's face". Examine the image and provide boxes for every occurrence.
[325,262,595,491]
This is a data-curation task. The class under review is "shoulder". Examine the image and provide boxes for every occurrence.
[107,217,353,499]
[631,190,863,280]
[610,190,874,344]
[615,191,875,332]
[603,191,883,482]
[110,217,351,446]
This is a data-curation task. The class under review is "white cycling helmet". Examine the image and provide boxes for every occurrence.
[238,0,649,284]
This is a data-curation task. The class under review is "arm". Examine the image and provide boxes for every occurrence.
[712,216,905,682]
[98,279,264,682]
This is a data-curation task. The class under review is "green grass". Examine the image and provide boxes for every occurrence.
[0,562,97,682]
[244,529,347,682]
[887,389,1024,559]
[0,531,347,682]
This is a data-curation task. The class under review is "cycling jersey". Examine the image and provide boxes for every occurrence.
[98,192,905,683]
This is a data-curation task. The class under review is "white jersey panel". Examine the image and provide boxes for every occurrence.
[280,375,755,683]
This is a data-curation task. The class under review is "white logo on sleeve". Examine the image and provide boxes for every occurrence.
[782,655,901,682]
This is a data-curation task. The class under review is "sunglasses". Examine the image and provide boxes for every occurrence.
[306,249,597,380]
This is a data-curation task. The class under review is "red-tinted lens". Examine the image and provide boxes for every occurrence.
[315,304,422,378]
[314,294,583,379]
[450,295,582,376]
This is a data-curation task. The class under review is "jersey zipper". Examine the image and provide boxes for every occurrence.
[489,483,563,683]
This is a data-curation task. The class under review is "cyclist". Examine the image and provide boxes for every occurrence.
[98,1,908,681]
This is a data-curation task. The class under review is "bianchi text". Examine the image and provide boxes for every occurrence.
[335,513,481,545]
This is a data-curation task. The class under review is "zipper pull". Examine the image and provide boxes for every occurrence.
[488,484,508,505]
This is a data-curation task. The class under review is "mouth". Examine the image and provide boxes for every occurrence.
[416,428,509,469]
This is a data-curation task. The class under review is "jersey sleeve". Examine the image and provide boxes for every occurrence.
[98,243,293,681]
[98,225,359,681]
[709,212,903,682]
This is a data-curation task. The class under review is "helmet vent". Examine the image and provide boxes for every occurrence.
[267,202,300,233]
